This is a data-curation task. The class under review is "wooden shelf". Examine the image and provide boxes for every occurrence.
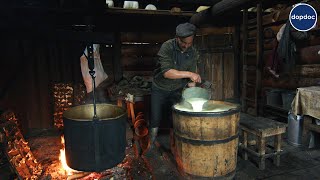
[106,7,195,17]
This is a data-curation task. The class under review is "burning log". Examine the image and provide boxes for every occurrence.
[0,111,43,179]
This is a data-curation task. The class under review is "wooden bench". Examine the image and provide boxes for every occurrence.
[239,114,287,170]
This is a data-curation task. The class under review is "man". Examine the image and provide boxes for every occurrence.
[80,44,111,104]
[149,22,201,149]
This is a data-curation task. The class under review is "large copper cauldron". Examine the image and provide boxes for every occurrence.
[63,104,126,172]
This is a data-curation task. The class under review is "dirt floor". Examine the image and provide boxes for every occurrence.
[1,123,320,180]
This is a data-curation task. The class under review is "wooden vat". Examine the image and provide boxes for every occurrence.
[172,101,240,179]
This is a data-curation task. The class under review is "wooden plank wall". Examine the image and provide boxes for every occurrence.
[195,27,235,101]
[246,1,320,89]
[120,32,173,79]
[243,1,320,116]
[118,27,236,101]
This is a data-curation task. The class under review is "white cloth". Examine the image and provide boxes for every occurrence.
[80,44,108,93]
[277,24,286,42]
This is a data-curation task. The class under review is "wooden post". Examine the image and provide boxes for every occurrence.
[221,52,225,100]
[256,2,263,116]
[274,134,281,166]
[241,9,248,112]
[233,24,240,101]
[257,137,266,170]
[242,130,248,160]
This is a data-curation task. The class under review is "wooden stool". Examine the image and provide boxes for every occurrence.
[239,114,287,170]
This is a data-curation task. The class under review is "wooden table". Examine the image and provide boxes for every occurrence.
[292,86,320,147]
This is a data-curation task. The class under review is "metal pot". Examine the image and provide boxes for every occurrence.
[63,104,126,172]
[182,87,210,110]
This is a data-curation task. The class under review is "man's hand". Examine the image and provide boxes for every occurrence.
[189,72,201,83]
[164,69,201,83]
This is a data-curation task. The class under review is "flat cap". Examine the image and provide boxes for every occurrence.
[176,23,196,37]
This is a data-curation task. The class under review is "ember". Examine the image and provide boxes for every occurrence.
[0,111,43,179]
[53,83,86,129]
[1,90,153,179]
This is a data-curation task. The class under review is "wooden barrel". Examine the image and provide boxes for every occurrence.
[172,101,240,179]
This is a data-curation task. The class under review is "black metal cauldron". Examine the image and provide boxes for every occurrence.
[63,104,126,172]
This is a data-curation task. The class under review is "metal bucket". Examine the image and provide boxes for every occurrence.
[287,112,303,147]
[63,104,127,172]
[182,87,210,100]
[182,87,210,110]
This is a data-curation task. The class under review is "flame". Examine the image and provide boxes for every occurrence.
[59,135,78,175]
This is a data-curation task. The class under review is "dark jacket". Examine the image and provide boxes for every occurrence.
[277,21,309,72]
[153,38,199,91]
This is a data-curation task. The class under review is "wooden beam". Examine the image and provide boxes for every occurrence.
[211,0,255,17]
[171,0,221,6]
[248,1,320,30]
[105,7,194,16]
[298,45,320,64]
[121,32,173,43]
[197,27,234,35]
[294,64,320,78]
[0,29,115,43]
[121,44,161,57]
[263,77,320,89]
[248,6,291,29]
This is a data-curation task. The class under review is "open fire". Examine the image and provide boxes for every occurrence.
[59,135,79,176]
[57,135,131,180]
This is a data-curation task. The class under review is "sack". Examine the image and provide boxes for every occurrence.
[80,44,108,93]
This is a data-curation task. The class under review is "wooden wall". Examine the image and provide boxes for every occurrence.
[100,45,115,82]
[246,2,320,88]
[119,28,237,102]
[242,1,320,117]
[120,32,173,80]
[195,27,236,101]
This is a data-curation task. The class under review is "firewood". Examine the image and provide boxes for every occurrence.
[26,156,36,167]
[66,172,91,180]
[1,111,43,179]
[8,148,19,156]
[18,159,32,178]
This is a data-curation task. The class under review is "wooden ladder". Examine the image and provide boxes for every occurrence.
[241,2,264,116]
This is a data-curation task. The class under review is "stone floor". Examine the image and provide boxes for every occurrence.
[1,124,320,180]
[154,129,320,180]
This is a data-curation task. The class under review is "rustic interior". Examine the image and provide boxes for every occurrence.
[1,0,320,179]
